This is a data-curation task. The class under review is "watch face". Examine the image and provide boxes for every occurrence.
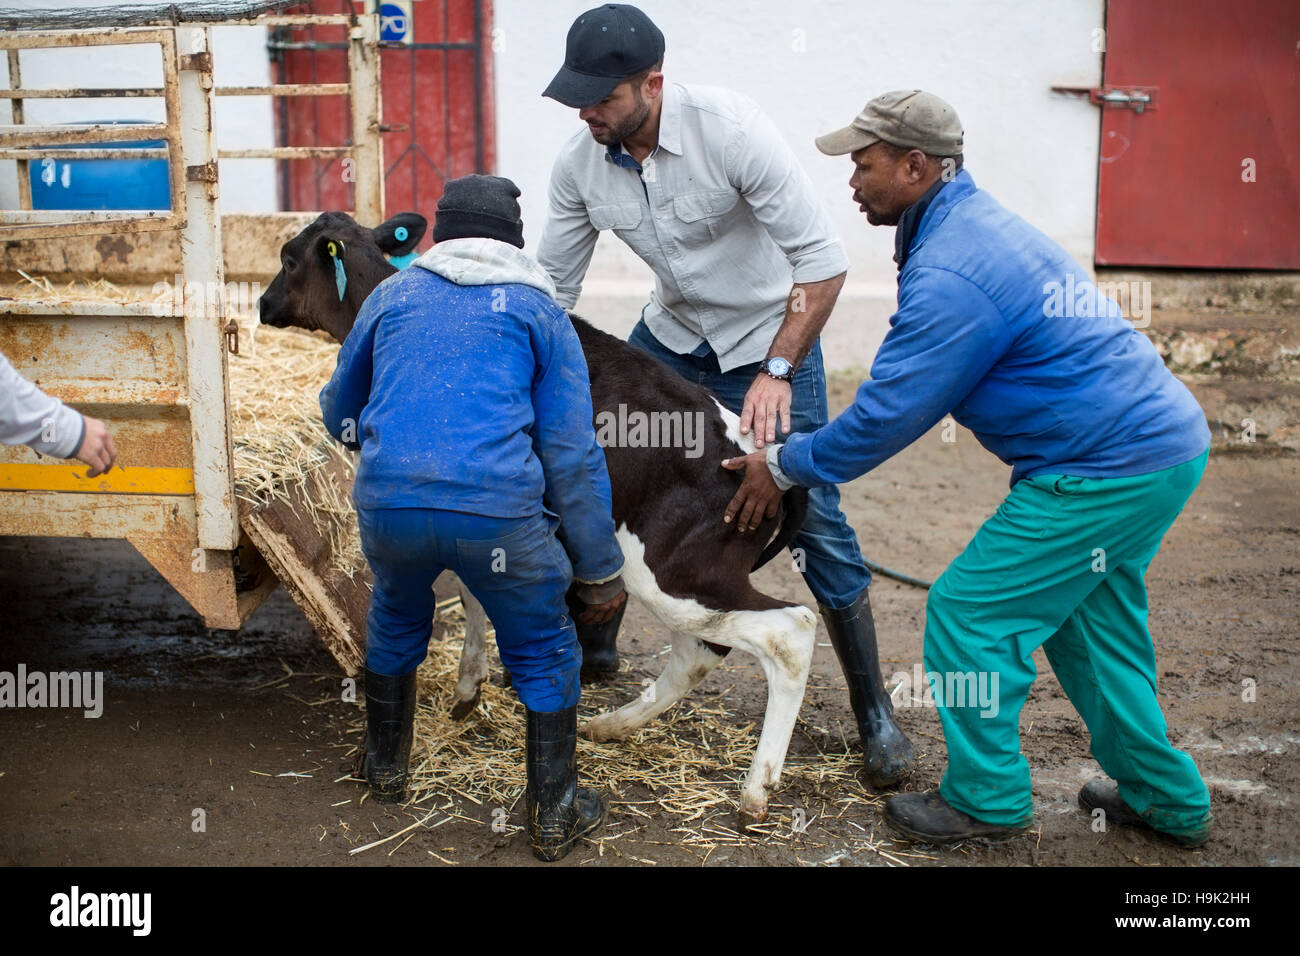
[767,357,791,377]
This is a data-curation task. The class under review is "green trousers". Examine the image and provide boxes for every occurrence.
[924,449,1211,841]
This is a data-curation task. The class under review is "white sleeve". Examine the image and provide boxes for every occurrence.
[537,151,600,310]
[726,104,850,284]
[0,350,84,458]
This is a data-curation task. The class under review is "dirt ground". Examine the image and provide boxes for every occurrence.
[0,375,1296,868]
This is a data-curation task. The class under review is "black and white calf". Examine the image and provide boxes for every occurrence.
[260,211,817,824]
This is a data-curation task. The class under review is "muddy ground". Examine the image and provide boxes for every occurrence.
[0,375,1296,868]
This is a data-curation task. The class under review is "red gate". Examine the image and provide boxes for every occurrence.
[271,0,495,245]
[1093,0,1300,269]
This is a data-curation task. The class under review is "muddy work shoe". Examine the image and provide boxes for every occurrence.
[884,790,1030,845]
[362,668,418,803]
[819,591,916,788]
[1078,778,1209,848]
[525,705,606,862]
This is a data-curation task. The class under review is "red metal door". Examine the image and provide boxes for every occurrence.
[272,0,495,244]
[1095,0,1300,269]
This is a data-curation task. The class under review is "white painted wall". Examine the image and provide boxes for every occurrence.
[494,0,1106,293]
[2,1,1108,367]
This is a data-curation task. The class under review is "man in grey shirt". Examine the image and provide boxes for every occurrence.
[1,350,116,475]
[538,3,914,787]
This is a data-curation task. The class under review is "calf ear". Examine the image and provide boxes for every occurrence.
[371,212,427,256]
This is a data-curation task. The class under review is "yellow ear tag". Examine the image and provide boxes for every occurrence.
[328,240,347,301]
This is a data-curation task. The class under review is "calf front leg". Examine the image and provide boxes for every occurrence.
[714,606,817,828]
[450,579,491,720]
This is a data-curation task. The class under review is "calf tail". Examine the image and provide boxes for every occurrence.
[751,486,809,572]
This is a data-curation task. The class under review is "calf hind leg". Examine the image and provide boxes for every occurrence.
[450,580,491,720]
[583,634,728,742]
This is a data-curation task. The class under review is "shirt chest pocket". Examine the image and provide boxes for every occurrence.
[671,188,739,247]
[588,202,643,234]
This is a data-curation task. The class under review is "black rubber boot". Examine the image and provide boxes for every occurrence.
[1078,778,1210,847]
[566,585,624,682]
[525,705,606,862]
[362,668,417,803]
[884,790,1030,845]
[820,589,916,788]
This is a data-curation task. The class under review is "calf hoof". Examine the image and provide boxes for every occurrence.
[581,714,630,743]
[449,687,481,721]
[862,716,916,789]
[737,802,768,832]
[581,716,612,742]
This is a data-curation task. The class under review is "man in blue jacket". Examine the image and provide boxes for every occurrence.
[723,91,1213,847]
[320,175,626,861]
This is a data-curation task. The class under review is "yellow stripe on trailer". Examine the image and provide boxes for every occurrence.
[0,464,195,496]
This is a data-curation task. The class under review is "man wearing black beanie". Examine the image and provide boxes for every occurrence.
[321,174,625,861]
[431,174,526,248]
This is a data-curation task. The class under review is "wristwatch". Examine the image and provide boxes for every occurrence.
[760,356,794,382]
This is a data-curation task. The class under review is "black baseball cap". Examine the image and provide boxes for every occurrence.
[542,4,665,108]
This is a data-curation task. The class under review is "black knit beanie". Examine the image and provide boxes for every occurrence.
[432,174,525,248]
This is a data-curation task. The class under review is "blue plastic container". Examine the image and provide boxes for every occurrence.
[28,119,170,211]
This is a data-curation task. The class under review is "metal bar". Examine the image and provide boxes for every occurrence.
[475,0,484,173]
[218,146,351,159]
[348,14,384,224]
[176,25,239,552]
[266,40,476,51]
[407,21,416,207]
[210,15,359,27]
[0,28,175,51]
[310,20,321,211]
[7,50,31,210]
[0,83,350,98]
[0,298,169,318]
[0,147,169,159]
[442,2,451,186]
[160,29,187,239]
[0,88,163,99]
[0,123,169,148]
[0,209,181,238]
[272,28,291,210]
[217,83,350,96]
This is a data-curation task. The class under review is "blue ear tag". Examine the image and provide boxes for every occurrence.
[386,226,415,270]
[327,240,347,301]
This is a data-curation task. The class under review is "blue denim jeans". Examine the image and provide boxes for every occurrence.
[628,318,872,607]
[357,507,581,711]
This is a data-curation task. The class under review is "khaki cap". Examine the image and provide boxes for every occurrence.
[816,90,963,157]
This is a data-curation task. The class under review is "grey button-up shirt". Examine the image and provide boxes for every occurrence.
[538,82,850,372]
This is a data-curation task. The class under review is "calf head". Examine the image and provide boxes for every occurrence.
[258,210,427,343]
